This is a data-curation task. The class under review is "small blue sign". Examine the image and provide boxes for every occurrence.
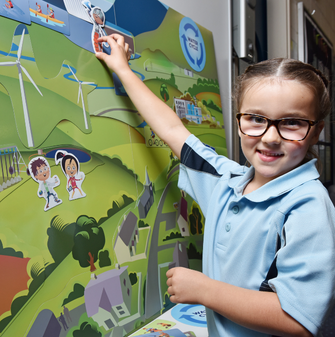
[171,304,207,327]
[179,17,206,72]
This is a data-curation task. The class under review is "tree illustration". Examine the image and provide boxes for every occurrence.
[98,250,112,268]
[72,215,105,269]
[47,216,76,265]
[160,83,169,102]
[189,203,204,235]
[73,322,102,337]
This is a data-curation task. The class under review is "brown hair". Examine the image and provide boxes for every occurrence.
[233,58,331,171]
[30,158,48,177]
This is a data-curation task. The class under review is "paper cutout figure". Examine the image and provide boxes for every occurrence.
[82,1,111,54]
[55,150,86,201]
[28,156,62,211]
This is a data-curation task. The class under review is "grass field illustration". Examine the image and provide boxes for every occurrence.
[0,1,226,336]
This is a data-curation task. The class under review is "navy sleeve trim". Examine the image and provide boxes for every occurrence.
[180,142,222,177]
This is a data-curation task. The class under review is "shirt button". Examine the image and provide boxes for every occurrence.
[232,205,239,214]
[225,223,231,232]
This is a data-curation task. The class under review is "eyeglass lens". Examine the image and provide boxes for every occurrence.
[240,115,310,141]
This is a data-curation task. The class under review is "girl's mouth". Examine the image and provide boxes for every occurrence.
[257,150,284,162]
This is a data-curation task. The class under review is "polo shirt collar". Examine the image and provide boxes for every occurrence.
[228,159,319,202]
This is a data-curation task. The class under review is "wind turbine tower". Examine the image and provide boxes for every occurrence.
[0,28,43,148]
[67,65,94,129]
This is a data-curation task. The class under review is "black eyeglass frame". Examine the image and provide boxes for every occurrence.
[236,113,319,141]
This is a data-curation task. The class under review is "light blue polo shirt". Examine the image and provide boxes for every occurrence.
[178,134,335,337]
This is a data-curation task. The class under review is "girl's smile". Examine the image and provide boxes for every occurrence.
[239,78,324,189]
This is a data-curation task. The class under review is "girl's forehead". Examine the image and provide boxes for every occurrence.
[241,77,318,119]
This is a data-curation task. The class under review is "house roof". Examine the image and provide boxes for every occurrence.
[119,212,138,245]
[179,197,188,221]
[85,266,128,317]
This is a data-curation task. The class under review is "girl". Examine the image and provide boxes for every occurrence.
[96,34,335,337]
[55,150,86,200]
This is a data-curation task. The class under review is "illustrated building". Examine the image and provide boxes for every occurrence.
[138,167,154,219]
[176,196,190,237]
[168,241,189,269]
[84,266,132,331]
[114,212,139,265]
[27,309,61,337]
[174,98,203,124]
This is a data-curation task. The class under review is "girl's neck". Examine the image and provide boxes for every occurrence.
[243,173,273,195]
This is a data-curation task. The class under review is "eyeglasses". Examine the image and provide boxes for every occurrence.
[236,113,319,141]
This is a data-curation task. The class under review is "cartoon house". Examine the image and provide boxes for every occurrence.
[168,241,189,269]
[138,167,154,219]
[176,196,190,237]
[27,309,61,337]
[114,212,139,265]
[84,266,132,331]
[174,98,203,124]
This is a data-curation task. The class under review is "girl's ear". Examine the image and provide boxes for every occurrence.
[311,121,325,145]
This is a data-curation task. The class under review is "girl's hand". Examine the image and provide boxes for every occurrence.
[166,267,210,304]
[95,34,131,75]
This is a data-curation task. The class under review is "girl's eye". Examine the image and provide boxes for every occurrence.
[248,116,266,124]
[67,166,71,170]
[281,119,304,129]
[72,166,76,170]
[44,167,47,171]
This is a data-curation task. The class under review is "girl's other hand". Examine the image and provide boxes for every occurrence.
[166,267,209,305]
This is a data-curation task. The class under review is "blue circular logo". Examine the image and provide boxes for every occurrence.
[171,304,207,327]
[179,17,206,72]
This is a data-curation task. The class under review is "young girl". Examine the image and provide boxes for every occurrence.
[96,34,335,337]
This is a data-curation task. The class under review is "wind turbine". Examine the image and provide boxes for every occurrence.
[0,28,43,148]
[67,65,94,130]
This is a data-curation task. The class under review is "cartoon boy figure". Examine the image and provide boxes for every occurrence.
[29,157,62,211]
[55,150,86,201]
[82,1,111,54]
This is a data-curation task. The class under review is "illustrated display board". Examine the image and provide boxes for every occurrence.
[0,1,226,336]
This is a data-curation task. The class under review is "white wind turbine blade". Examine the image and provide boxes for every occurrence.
[0,62,17,66]
[67,64,79,81]
[66,65,94,130]
[76,86,88,130]
[21,65,43,96]
[77,82,82,103]
[17,62,34,147]
[17,29,25,61]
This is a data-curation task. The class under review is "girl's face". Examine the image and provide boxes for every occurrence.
[65,158,77,177]
[239,79,324,187]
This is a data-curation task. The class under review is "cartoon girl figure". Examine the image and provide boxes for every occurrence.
[82,1,110,54]
[28,156,62,211]
[55,150,86,201]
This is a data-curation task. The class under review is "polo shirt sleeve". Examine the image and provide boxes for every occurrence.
[178,134,241,218]
[269,181,335,336]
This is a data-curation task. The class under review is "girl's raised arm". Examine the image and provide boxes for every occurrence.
[96,34,191,159]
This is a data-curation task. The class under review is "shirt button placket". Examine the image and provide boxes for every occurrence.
[232,205,239,214]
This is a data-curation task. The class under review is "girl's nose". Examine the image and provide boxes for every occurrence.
[261,125,282,144]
